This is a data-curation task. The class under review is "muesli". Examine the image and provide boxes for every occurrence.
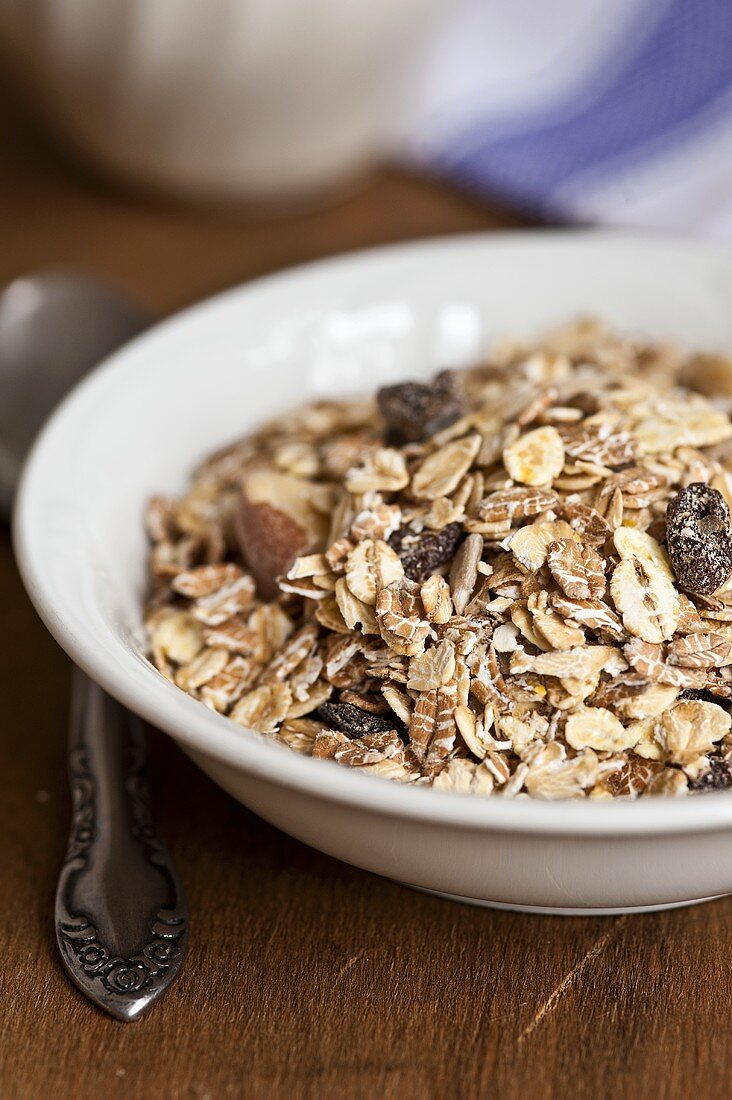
[144,318,732,799]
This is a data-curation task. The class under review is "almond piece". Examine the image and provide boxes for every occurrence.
[236,469,327,600]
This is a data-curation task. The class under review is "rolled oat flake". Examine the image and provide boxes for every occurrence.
[666,482,732,595]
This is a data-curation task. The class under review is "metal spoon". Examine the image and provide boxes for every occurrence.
[2,272,188,1021]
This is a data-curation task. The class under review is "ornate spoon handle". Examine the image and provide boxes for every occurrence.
[55,670,188,1021]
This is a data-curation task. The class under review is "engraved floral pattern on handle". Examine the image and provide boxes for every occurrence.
[55,674,188,1020]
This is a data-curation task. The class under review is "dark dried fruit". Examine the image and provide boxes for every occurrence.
[317,701,397,738]
[690,756,732,791]
[377,370,464,444]
[389,522,463,582]
[679,687,732,707]
[666,482,732,595]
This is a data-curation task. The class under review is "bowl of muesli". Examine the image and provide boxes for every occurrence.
[15,230,732,913]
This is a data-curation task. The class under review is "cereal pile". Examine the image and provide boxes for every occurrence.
[144,319,732,799]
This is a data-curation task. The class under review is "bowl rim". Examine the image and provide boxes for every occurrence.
[14,226,732,838]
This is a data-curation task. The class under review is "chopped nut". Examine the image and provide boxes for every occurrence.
[236,469,328,600]
[449,534,483,615]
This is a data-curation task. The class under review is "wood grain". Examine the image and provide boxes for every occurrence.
[2,82,732,1100]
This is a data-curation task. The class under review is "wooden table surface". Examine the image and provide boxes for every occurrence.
[3,89,732,1100]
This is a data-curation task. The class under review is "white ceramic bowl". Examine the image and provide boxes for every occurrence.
[0,0,452,201]
[15,230,732,915]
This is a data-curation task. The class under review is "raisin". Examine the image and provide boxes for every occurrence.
[317,701,397,738]
[666,482,732,595]
[679,687,731,707]
[690,756,732,791]
[377,370,464,444]
[389,522,463,582]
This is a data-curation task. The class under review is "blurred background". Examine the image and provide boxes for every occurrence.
[2,0,730,258]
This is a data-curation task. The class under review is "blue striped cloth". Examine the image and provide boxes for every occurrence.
[408,0,732,237]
